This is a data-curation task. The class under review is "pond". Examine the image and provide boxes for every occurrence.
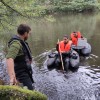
[1,13,100,67]
[0,13,100,100]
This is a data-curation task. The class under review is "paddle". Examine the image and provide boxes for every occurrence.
[58,39,64,71]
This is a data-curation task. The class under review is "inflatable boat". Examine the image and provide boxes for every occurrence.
[72,38,91,56]
[47,50,80,72]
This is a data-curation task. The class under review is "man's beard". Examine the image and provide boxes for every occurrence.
[24,37,28,41]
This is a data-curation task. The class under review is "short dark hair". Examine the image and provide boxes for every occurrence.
[17,24,31,35]
[73,32,77,35]
[63,35,68,39]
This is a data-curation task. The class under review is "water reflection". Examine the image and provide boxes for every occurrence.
[29,13,97,56]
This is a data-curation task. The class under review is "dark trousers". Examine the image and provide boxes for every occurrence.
[18,77,33,90]
[15,62,34,90]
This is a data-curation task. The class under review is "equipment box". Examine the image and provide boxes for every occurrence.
[77,38,87,47]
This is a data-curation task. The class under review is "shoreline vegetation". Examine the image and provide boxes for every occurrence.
[0,0,100,30]
[29,1,100,17]
[0,0,100,18]
[0,0,100,29]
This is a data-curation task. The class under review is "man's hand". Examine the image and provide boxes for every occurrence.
[10,76,18,85]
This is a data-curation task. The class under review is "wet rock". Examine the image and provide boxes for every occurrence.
[0,58,9,85]
[0,79,4,85]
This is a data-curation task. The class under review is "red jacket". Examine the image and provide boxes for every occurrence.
[71,31,82,45]
[58,41,72,53]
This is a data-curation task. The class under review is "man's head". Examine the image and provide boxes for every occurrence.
[17,24,31,41]
[63,35,69,43]
[73,32,78,38]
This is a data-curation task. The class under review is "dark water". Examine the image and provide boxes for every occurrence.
[0,13,100,100]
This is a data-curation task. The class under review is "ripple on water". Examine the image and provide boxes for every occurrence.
[32,63,100,100]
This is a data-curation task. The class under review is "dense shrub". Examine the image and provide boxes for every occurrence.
[31,0,99,15]
[59,1,99,12]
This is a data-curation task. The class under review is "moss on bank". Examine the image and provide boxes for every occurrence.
[0,85,47,100]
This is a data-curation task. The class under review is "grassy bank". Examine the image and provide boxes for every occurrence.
[0,85,47,100]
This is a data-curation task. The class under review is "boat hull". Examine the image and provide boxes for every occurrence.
[47,50,80,71]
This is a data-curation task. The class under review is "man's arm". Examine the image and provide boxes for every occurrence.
[6,41,21,85]
[6,58,17,85]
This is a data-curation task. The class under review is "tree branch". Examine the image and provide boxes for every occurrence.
[0,0,28,17]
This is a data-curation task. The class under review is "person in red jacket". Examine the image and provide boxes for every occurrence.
[56,35,72,70]
[56,35,72,53]
[71,31,83,46]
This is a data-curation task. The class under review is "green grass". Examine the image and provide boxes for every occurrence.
[0,85,47,100]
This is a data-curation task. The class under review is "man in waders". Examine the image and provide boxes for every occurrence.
[6,24,34,90]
